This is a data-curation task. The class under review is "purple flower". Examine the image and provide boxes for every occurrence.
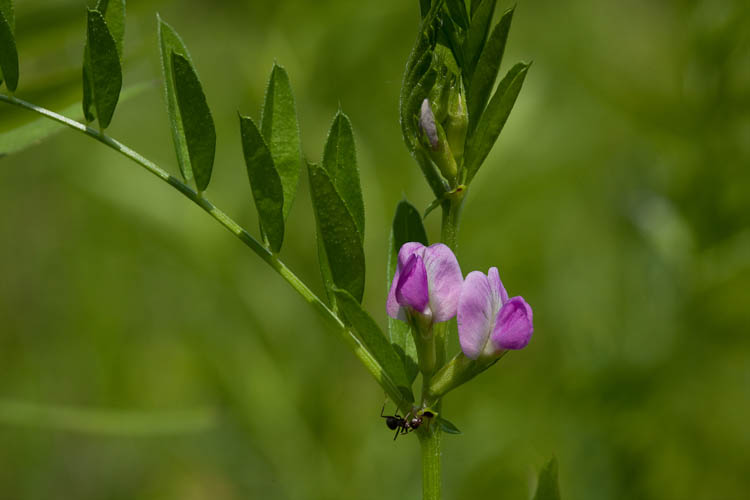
[457,267,533,359]
[387,243,463,323]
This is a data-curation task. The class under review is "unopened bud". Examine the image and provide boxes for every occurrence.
[420,99,458,183]
[444,90,468,165]
[420,99,439,150]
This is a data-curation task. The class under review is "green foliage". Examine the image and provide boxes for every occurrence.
[0,0,18,92]
[96,0,125,56]
[444,0,469,30]
[308,162,366,303]
[82,1,125,122]
[463,62,529,183]
[466,6,514,135]
[322,111,365,237]
[388,200,428,383]
[463,0,496,84]
[157,14,198,184]
[437,416,461,434]
[260,63,301,220]
[82,9,122,129]
[533,458,561,500]
[239,115,285,253]
[333,288,415,403]
[171,52,215,192]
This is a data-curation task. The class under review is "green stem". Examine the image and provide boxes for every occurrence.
[418,420,443,500]
[417,192,465,500]
[0,93,410,413]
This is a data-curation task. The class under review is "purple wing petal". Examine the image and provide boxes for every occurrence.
[457,271,494,359]
[491,296,533,350]
[487,267,509,305]
[395,254,430,314]
[388,242,426,319]
[423,243,463,322]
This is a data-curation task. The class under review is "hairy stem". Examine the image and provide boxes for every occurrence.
[0,93,410,413]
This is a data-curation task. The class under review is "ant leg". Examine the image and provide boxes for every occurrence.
[380,403,386,418]
[393,427,401,440]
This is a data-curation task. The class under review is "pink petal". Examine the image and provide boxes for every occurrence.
[395,254,429,314]
[387,242,426,319]
[457,271,494,359]
[487,267,509,305]
[422,243,463,322]
[491,296,533,350]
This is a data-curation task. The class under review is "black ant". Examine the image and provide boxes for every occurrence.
[380,404,435,440]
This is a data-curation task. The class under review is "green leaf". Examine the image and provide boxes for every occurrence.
[83,0,124,119]
[239,115,284,253]
[470,0,484,18]
[333,288,414,403]
[0,0,14,27]
[171,52,216,192]
[533,457,561,500]
[260,63,301,220]
[157,14,195,183]
[308,162,365,302]
[96,0,126,57]
[388,200,428,383]
[83,9,122,129]
[0,3,18,92]
[0,82,150,156]
[463,0,496,86]
[322,111,364,238]
[467,6,514,135]
[463,62,529,184]
[420,0,431,18]
[438,416,462,434]
[445,0,470,30]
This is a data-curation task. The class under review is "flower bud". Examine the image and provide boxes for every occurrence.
[419,99,458,183]
[444,90,468,165]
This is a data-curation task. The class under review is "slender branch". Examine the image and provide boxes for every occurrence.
[0,93,410,412]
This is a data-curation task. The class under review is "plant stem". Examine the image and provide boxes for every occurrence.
[418,194,465,500]
[0,93,411,413]
[418,419,443,500]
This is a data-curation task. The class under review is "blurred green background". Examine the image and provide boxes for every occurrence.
[1,0,749,499]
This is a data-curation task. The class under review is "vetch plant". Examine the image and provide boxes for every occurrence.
[0,0,559,498]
